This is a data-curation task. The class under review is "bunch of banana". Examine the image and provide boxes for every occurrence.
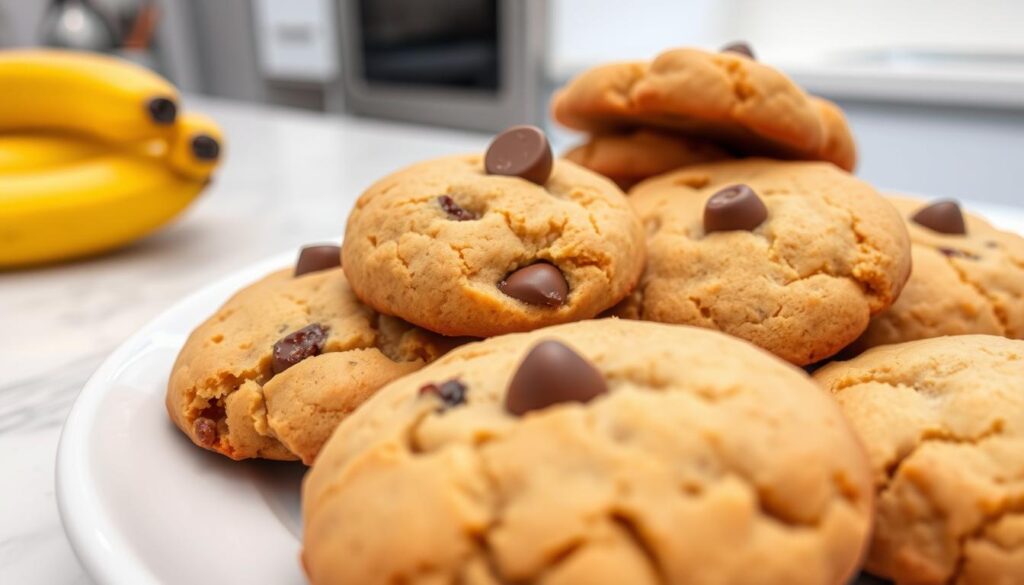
[0,49,224,268]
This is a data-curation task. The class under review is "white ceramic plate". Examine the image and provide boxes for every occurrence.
[57,249,308,585]
[56,200,1024,585]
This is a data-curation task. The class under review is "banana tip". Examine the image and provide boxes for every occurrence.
[147,97,178,125]
[191,134,221,161]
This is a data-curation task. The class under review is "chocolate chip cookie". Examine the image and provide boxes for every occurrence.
[342,126,646,337]
[615,159,911,365]
[166,245,458,464]
[552,46,856,168]
[852,195,1024,352]
[303,319,874,585]
[815,335,1024,585]
[563,129,731,190]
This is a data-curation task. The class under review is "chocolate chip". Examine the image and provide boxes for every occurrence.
[438,195,477,221]
[484,125,553,185]
[505,340,607,416]
[419,378,468,410]
[912,200,966,235]
[271,323,327,374]
[193,417,218,447]
[499,263,568,307]
[191,134,220,161]
[146,97,177,124]
[721,41,755,59]
[294,244,341,276]
[704,184,768,233]
[938,247,979,260]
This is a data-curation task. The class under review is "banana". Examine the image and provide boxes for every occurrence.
[0,49,179,143]
[0,112,223,267]
[165,112,225,180]
[0,132,110,173]
[0,153,206,267]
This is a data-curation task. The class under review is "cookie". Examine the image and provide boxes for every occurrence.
[303,319,874,585]
[166,245,458,464]
[814,335,1024,585]
[853,196,1024,351]
[563,129,731,190]
[552,46,856,168]
[616,159,911,365]
[342,127,646,337]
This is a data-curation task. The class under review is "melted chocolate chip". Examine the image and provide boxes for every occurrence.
[294,244,341,276]
[721,41,755,59]
[438,195,478,221]
[271,323,328,374]
[484,125,553,185]
[704,184,768,233]
[912,200,966,235]
[419,379,468,410]
[193,417,218,447]
[499,263,568,307]
[506,340,608,416]
[938,247,979,260]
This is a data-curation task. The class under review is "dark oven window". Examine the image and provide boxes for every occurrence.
[358,0,500,91]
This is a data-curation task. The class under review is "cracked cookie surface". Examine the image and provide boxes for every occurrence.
[615,159,911,365]
[852,195,1024,352]
[166,266,456,464]
[814,335,1024,585]
[341,155,646,337]
[303,319,874,585]
[552,48,855,167]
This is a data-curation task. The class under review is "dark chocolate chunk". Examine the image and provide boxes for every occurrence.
[146,96,177,124]
[438,195,478,221]
[419,378,468,410]
[295,244,342,276]
[505,340,608,415]
[721,41,755,59]
[191,134,221,161]
[271,323,328,374]
[704,184,768,233]
[193,417,218,447]
[499,263,568,307]
[484,125,553,185]
[912,200,966,235]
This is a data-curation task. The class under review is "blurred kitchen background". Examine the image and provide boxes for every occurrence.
[1,0,1022,200]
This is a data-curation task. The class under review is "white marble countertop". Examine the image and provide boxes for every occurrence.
[0,96,488,584]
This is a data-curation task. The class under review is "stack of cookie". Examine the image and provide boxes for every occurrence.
[166,43,1024,585]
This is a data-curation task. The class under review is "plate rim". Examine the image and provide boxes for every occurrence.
[55,249,297,585]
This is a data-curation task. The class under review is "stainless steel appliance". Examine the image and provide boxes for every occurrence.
[337,0,546,131]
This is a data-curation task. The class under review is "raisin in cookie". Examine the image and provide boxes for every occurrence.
[563,129,732,190]
[166,245,457,464]
[303,319,873,585]
[852,196,1024,352]
[615,159,911,365]
[815,335,1024,585]
[552,46,856,168]
[342,127,645,337]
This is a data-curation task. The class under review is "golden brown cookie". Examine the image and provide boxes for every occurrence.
[852,195,1024,352]
[814,335,1024,585]
[166,248,457,464]
[563,129,732,190]
[342,150,645,338]
[552,48,857,170]
[814,97,857,172]
[303,320,874,585]
[616,159,911,365]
